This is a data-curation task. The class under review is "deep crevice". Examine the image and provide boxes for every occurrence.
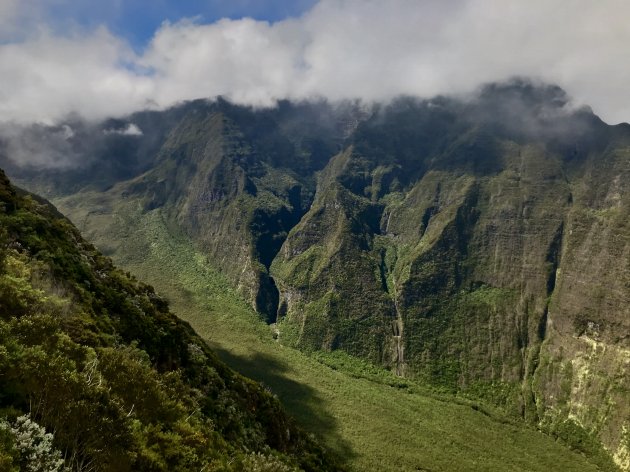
[539,221,564,341]
[252,184,316,323]
[538,308,549,341]
[421,205,438,232]
[545,222,564,295]
[256,273,280,324]
[253,186,308,270]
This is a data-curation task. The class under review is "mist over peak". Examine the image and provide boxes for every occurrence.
[0,79,616,186]
[478,80,569,108]
[0,1,629,126]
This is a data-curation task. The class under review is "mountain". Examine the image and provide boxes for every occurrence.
[0,169,340,471]
[6,80,629,470]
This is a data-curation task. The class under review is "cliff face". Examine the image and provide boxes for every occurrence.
[271,86,630,466]
[116,99,354,321]
[8,81,629,467]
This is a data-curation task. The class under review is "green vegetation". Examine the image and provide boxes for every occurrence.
[14,83,628,469]
[52,188,606,471]
[0,171,337,471]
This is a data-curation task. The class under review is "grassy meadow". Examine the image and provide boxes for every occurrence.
[52,189,602,472]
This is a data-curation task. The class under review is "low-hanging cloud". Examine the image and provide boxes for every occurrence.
[0,122,82,168]
[103,123,143,136]
[0,0,629,125]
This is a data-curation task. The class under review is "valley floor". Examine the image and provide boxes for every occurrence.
[54,192,602,472]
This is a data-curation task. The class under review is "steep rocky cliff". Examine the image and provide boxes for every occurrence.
[271,83,630,467]
[111,99,357,322]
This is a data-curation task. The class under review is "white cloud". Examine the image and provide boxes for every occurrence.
[141,17,306,107]
[103,122,143,136]
[1,0,630,124]
[0,27,155,124]
[0,122,80,168]
[0,0,20,22]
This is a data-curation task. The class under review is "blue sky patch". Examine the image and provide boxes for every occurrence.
[40,0,317,48]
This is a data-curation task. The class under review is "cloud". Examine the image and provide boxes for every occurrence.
[0,123,81,168]
[103,122,143,136]
[0,0,35,41]
[0,0,629,125]
[0,27,155,124]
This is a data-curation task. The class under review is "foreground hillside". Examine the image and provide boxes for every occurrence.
[0,170,339,471]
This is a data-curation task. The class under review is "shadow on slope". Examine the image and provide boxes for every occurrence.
[212,347,357,468]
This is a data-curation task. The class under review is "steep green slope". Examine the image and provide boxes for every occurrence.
[0,170,338,471]
[50,186,606,471]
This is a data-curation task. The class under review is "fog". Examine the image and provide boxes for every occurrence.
[0,0,628,127]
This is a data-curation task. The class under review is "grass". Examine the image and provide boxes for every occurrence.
[52,188,602,472]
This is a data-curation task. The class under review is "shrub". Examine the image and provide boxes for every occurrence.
[0,415,67,472]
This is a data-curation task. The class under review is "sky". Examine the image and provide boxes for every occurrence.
[1,0,629,125]
[0,0,317,48]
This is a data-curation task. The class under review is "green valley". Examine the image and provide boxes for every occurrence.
[7,80,629,471]
[1,1,628,470]
[50,187,610,471]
